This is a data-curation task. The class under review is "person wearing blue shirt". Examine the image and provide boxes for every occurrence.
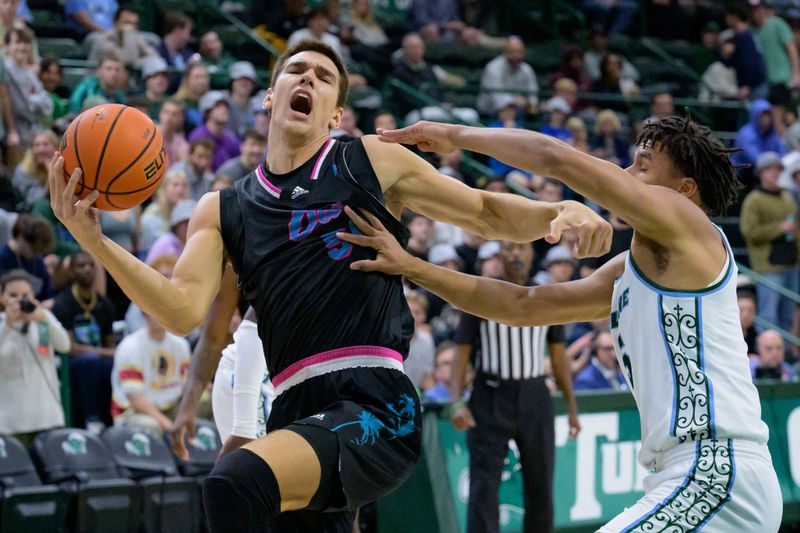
[573,331,627,391]
[0,214,54,303]
[64,0,118,40]
[734,99,787,171]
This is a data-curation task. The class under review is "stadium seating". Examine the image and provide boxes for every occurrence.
[0,434,68,533]
[33,428,140,533]
[103,426,201,533]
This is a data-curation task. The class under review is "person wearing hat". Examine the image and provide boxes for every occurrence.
[144,199,196,265]
[533,244,577,285]
[187,90,240,173]
[740,151,800,333]
[226,61,258,139]
[87,7,159,67]
[135,56,169,119]
[422,244,464,321]
[541,96,573,143]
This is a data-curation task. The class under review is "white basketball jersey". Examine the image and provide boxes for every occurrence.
[610,230,768,470]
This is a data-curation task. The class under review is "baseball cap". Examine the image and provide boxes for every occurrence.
[477,241,501,260]
[755,151,783,173]
[229,61,256,81]
[544,96,572,114]
[141,56,168,79]
[170,199,197,227]
[543,245,576,267]
[199,90,229,114]
[428,244,463,267]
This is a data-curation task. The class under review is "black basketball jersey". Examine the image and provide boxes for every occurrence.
[219,138,413,377]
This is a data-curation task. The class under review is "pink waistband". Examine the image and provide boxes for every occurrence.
[271,345,404,395]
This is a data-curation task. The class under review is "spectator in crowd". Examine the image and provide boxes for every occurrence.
[537,178,564,203]
[410,0,483,45]
[456,231,486,276]
[331,106,364,138]
[287,7,345,59]
[171,137,214,200]
[39,57,67,124]
[135,56,169,119]
[29,187,81,260]
[422,341,458,402]
[53,251,116,431]
[391,32,476,124]
[373,110,397,133]
[476,240,504,279]
[423,243,463,320]
[436,147,465,182]
[735,100,787,171]
[534,245,577,285]
[404,290,435,391]
[452,239,579,533]
[0,0,28,47]
[541,96,573,143]
[591,52,640,112]
[591,109,631,167]
[550,44,592,94]
[584,25,639,83]
[721,6,767,101]
[573,330,626,390]
[111,309,190,434]
[738,289,759,356]
[0,214,53,302]
[140,169,189,251]
[65,0,117,40]
[157,10,194,91]
[4,27,51,158]
[99,206,140,318]
[0,269,70,448]
[260,0,307,41]
[12,129,57,208]
[740,152,799,333]
[751,0,800,132]
[483,173,509,193]
[345,0,392,72]
[751,329,796,381]
[158,98,189,166]
[216,129,267,183]
[188,90,240,173]
[198,30,233,72]
[88,7,158,67]
[581,0,638,35]
[144,199,195,264]
[646,92,675,123]
[566,116,590,153]
[123,253,176,338]
[226,61,257,139]
[406,211,433,260]
[478,36,539,115]
[174,62,210,131]
[693,21,721,76]
[68,51,126,114]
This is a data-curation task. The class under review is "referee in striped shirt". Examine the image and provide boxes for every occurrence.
[451,241,580,533]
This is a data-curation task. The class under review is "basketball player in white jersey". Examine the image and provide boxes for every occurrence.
[337,116,783,532]
[212,307,274,454]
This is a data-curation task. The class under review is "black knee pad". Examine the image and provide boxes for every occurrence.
[202,449,281,533]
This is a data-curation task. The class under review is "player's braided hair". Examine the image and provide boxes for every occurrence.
[636,112,743,217]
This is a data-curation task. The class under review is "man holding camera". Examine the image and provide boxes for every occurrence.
[0,269,70,448]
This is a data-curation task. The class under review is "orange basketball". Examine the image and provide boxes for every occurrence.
[60,104,166,211]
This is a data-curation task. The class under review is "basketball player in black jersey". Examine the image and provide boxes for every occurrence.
[48,40,612,532]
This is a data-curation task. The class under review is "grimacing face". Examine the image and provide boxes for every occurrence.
[265,51,343,139]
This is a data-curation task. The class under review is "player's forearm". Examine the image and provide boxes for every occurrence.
[178,332,226,413]
[448,345,471,402]
[84,237,203,335]
[550,347,579,417]
[405,256,535,327]
[477,191,561,242]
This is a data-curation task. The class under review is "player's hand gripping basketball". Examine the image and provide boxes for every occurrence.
[337,206,414,275]
[49,154,102,246]
[377,121,457,153]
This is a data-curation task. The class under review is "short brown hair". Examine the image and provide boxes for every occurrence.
[163,11,192,34]
[0,269,34,292]
[270,40,349,107]
[242,128,266,144]
[5,27,33,46]
[12,214,54,254]
[190,137,215,153]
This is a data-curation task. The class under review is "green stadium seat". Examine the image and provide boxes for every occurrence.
[39,37,84,60]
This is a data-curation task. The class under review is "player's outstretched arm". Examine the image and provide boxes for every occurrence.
[337,207,622,327]
[49,155,224,335]
[378,123,702,244]
[362,136,612,258]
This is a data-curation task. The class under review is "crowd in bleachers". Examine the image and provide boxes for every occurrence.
[1,0,800,463]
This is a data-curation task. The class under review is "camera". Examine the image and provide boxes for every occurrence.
[19,298,36,314]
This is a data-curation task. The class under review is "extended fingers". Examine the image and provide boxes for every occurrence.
[75,189,99,210]
[357,209,388,232]
[336,231,377,249]
[63,166,83,203]
[343,206,377,236]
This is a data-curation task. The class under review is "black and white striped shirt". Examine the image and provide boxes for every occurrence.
[455,313,564,380]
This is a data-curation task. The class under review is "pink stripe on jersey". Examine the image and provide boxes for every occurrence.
[271,345,403,389]
[256,164,281,198]
[310,138,335,181]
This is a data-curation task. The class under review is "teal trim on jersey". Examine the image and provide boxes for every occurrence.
[628,251,733,297]
[619,439,735,533]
